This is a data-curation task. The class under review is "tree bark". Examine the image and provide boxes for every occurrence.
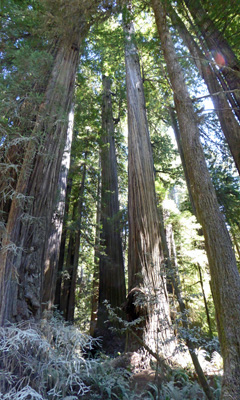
[90,158,101,336]
[123,12,176,357]
[183,0,240,117]
[54,170,73,309]
[0,47,55,236]
[168,106,196,213]
[169,5,240,174]
[60,158,87,322]
[231,229,240,261]
[197,264,213,338]
[95,75,126,350]
[0,24,87,325]
[42,106,74,311]
[0,143,24,236]
[151,1,240,398]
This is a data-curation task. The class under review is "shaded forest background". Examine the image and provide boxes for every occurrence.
[0,0,240,399]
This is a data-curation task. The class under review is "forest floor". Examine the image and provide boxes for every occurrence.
[103,349,223,399]
[0,316,223,399]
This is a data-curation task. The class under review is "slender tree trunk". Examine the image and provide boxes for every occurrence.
[67,161,87,322]
[42,106,74,311]
[90,158,101,337]
[212,65,240,122]
[60,211,76,319]
[54,172,73,308]
[168,106,196,213]
[158,206,173,296]
[197,264,213,338]
[60,158,87,321]
[95,75,126,351]
[123,11,176,357]
[159,206,214,400]
[169,6,240,174]
[231,229,240,260]
[183,0,240,115]
[0,25,86,325]
[152,2,240,398]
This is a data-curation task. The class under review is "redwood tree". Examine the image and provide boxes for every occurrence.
[0,0,105,325]
[168,5,240,175]
[123,8,176,356]
[183,0,240,120]
[42,107,74,311]
[151,1,240,397]
[95,75,126,350]
[59,155,87,322]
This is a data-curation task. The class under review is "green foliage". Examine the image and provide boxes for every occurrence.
[0,0,53,219]
[1,3,238,398]
[198,108,240,265]
[82,361,133,399]
[156,378,205,400]
[208,160,240,227]
[0,315,100,399]
[0,0,51,125]
[58,17,129,327]
[162,197,218,338]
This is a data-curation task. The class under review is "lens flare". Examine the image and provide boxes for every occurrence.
[214,52,226,67]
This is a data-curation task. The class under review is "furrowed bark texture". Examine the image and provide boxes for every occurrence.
[152,1,240,398]
[124,16,176,356]
[96,76,126,349]
[90,164,101,336]
[183,0,240,118]
[168,106,196,214]
[169,6,240,174]
[0,26,86,325]
[197,264,213,338]
[0,144,24,234]
[54,173,73,308]
[60,158,86,321]
[67,164,86,322]
[42,107,74,310]
[0,51,56,234]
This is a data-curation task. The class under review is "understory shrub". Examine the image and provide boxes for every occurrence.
[0,315,222,399]
[0,315,99,399]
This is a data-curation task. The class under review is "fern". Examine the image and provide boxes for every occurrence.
[0,316,98,399]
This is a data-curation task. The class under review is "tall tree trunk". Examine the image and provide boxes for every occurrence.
[168,106,196,213]
[231,229,240,260]
[54,171,73,309]
[123,11,176,357]
[67,161,87,322]
[197,263,213,338]
[0,50,56,236]
[0,144,24,237]
[152,1,240,398]
[0,23,87,325]
[60,208,76,319]
[183,0,240,116]
[90,158,101,337]
[95,75,126,351]
[169,5,240,174]
[60,158,87,322]
[42,106,74,311]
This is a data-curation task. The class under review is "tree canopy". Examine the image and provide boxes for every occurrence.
[0,0,240,399]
